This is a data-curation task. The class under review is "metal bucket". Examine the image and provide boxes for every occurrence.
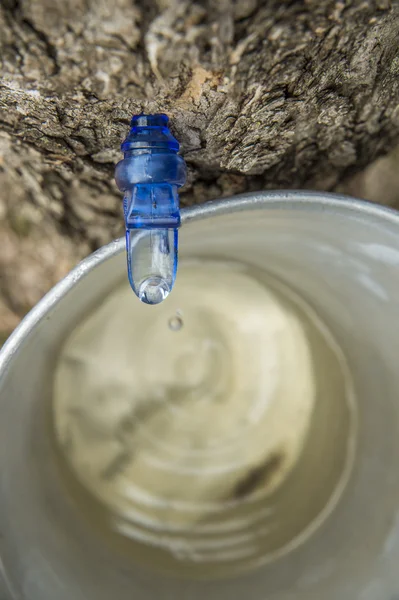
[1,191,399,599]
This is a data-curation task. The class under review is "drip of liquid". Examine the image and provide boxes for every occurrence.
[168,312,184,332]
[139,277,170,305]
[52,260,356,579]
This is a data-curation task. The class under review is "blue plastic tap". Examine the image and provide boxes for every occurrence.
[115,114,187,304]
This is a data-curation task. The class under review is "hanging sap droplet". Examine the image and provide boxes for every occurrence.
[139,277,170,305]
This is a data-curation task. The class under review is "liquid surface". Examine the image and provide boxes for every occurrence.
[52,260,356,578]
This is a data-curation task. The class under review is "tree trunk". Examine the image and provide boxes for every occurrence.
[1,0,399,341]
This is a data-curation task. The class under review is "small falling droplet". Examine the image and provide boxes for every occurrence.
[168,313,183,332]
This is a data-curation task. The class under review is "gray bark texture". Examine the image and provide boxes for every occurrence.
[1,0,399,341]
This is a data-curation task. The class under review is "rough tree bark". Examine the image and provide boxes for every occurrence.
[1,0,399,341]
